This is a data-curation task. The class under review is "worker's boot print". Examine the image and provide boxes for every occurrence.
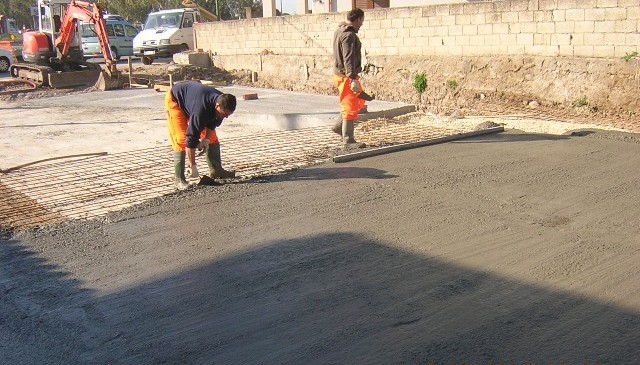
[342,120,366,149]
[206,143,236,179]
[173,151,190,190]
[331,117,343,136]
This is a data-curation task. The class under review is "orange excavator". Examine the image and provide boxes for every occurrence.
[9,0,120,90]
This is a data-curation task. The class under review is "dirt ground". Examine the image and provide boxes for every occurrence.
[2,58,639,135]
[2,129,639,364]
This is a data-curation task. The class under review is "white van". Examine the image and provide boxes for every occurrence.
[132,8,199,65]
[81,17,139,60]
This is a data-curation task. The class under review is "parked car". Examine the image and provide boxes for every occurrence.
[81,17,139,61]
[0,47,16,72]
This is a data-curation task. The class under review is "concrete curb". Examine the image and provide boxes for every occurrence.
[232,104,417,131]
[358,105,417,122]
[333,126,504,163]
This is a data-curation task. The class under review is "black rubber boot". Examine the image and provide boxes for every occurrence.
[173,151,190,190]
[206,143,236,179]
[343,120,366,148]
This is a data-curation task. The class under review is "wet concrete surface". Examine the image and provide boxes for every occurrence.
[2,130,639,364]
[0,86,447,230]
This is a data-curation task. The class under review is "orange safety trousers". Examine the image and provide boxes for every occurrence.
[334,75,365,122]
[164,90,218,152]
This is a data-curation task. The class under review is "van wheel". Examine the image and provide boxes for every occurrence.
[0,57,10,73]
[180,44,189,52]
[142,56,153,65]
[110,46,120,61]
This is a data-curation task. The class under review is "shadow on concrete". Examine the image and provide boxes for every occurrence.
[0,240,93,364]
[2,232,638,364]
[0,120,149,129]
[455,131,573,143]
[0,105,55,111]
[268,166,399,181]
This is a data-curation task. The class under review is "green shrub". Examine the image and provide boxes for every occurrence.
[573,97,588,107]
[413,73,427,94]
[623,51,638,62]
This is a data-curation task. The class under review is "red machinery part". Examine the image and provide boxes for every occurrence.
[21,31,52,61]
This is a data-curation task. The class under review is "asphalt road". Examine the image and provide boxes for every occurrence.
[2,129,639,364]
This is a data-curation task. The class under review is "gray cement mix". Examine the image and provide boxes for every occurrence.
[1,86,639,364]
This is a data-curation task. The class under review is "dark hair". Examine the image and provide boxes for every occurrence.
[217,94,237,112]
[347,8,364,22]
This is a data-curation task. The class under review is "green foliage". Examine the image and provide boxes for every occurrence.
[413,73,427,94]
[0,0,265,25]
[0,0,264,28]
[447,79,458,89]
[0,0,33,30]
[623,51,638,62]
[573,97,588,107]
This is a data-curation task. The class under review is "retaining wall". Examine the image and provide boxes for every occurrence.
[193,0,640,113]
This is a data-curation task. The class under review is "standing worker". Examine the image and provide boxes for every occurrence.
[164,81,237,190]
[331,8,374,147]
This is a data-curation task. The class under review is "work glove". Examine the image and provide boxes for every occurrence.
[186,164,199,179]
[349,79,361,94]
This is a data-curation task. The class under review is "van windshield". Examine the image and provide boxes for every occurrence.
[81,23,97,37]
[144,12,183,29]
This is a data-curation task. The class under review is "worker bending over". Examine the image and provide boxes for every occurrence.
[165,81,237,190]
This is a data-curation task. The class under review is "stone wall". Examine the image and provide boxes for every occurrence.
[194,0,640,113]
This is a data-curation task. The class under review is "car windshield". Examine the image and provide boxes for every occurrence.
[81,23,97,37]
[144,12,183,29]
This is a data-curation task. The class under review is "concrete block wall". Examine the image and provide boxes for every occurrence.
[195,0,640,59]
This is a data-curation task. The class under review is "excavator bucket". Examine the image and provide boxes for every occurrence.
[94,70,122,91]
[47,69,102,88]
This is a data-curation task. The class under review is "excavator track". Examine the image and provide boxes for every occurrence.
[10,63,52,87]
[10,61,103,89]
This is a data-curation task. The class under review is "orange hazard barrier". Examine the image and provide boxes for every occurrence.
[0,41,18,59]
[0,40,13,51]
[0,78,37,95]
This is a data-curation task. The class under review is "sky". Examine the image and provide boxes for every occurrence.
[277,0,313,15]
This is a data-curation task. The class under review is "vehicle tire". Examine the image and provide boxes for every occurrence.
[0,56,10,73]
[110,46,120,61]
[180,44,189,52]
[142,56,153,65]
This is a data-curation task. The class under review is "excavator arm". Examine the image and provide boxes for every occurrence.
[54,0,117,76]
[10,0,121,90]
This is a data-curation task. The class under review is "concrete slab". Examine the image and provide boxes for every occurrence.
[0,84,428,230]
[218,86,415,130]
[27,85,415,131]
[1,122,474,230]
